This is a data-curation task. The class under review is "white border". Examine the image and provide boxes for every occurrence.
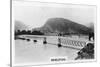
[11,0,97,67]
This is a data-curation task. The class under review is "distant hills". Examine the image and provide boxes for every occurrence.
[34,18,93,35]
[15,20,29,31]
[15,18,94,35]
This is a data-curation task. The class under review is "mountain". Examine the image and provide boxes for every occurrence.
[34,18,93,35]
[14,20,28,31]
[86,22,94,32]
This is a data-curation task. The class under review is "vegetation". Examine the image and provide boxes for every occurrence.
[75,43,94,60]
[15,30,44,36]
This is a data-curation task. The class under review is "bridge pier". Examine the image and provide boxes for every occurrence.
[26,39,30,41]
[57,38,62,47]
[43,37,47,44]
[33,40,37,42]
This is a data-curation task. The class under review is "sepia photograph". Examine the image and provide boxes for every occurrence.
[11,0,96,66]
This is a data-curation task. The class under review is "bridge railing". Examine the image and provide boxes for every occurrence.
[60,37,94,49]
[47,36,93,50]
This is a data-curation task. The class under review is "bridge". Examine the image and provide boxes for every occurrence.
[45,36,94,50]
[20,35,94,50]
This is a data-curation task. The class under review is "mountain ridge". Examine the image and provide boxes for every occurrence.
[33,18,93,35]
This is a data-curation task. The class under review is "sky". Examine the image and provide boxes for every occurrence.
[13,0,96,29]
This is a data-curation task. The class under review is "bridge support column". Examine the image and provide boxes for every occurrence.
[33,40,37,42]
[43,37,47,44]
[57,38,62,47]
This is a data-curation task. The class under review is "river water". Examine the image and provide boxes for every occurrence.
[15,35,79,65]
